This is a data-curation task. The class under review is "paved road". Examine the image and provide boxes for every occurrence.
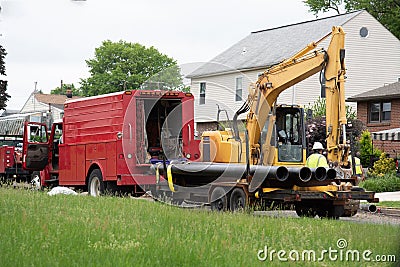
[375,191,400,201]
[254,210,400,225]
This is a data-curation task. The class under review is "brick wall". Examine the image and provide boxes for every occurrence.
[372,140,400,158]
[356,98,400,156]
[357,99,400,130]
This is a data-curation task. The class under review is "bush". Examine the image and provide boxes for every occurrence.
[359,130,382,167]
[359,172,400,192]
[368,152,396,176]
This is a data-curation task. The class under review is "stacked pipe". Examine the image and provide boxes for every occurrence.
[153,162,336,184]
[309,167,337,181]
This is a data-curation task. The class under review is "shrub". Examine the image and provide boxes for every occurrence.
[368,152,395,176]
[359,172,400,193]
[359,130,382,167]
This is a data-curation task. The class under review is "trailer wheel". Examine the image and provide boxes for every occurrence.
[317,205,344,219]
[230,188,247,212]
[342,200,360,217]
[88,169,104,197]
[210,187,228,211]
[295,206,317,218]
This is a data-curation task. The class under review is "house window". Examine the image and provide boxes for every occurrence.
[235,77,243,101]
[369,101,391,123]
[199,82,206,105]
[382,102,391,121]
[359,27,369,38]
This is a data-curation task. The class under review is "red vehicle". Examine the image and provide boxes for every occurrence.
[0,136,30,182]
[23,90,200,196]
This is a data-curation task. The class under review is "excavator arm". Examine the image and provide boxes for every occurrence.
[246,26,348,166]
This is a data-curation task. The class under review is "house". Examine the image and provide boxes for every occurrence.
[0,109,19,117]
[0,92,80,136]
[347,81,400,156]
[20,92,80,122]
[188,10,400,134]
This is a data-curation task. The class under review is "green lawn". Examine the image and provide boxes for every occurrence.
[0,187,399,267]
[376,201,400,209]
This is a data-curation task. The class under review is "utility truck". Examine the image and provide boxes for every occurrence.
[0,136,30,182]
[23,90,200,196]
[154,26,378,218]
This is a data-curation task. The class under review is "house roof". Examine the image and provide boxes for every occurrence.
[0,109,19,117]
[34,93,81,105]
[0,112,39,135]
[187,10,364,78]
[347,81,400,102]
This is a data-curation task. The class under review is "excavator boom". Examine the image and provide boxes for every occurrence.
[246,26,348,166]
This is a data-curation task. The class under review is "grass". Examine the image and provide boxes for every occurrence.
[0,187,399,267]
[376,201,400,209]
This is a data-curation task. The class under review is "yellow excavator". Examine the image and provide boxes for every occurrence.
[154,26,377,218]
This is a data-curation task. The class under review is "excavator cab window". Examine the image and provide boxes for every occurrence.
[275,106,305,163]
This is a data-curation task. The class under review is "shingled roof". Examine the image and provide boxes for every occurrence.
[34,93,81,105]
[188,10,364,78]
[347,81,400,102]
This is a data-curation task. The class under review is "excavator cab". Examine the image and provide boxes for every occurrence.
[272,105,306,164]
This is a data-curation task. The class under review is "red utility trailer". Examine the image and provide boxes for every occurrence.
[23,90,200,196]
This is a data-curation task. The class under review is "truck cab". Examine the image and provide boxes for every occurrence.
[0,136,30,182]
[23,121,59,186]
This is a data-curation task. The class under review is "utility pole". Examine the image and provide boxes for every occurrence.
[33,81,38,111]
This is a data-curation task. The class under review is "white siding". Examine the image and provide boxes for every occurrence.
[191,11,400,124]
[344,11,400,99]
[20,94,48,113]
[20,94,63,122]
[192,72,250,123]
[271,11,400,110]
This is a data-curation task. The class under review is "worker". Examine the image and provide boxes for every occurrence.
[349,152,364,181]
[306,142,329,168]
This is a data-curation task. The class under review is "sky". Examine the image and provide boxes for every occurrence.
[0,0,339,110]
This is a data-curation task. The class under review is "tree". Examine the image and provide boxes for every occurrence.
[0,45,11,110]
[304,97,356,120]
[305,97,364,155]
[80,40,184,96]
[303,0,400,39]
[51,83,81,96]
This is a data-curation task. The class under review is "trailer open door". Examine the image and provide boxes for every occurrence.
[22,122,49,170]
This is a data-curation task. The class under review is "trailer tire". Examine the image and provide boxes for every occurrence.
[295,206,317,218]
[230,188,247,212]
[317,205,344,219]
[210,187,228,211]
[88,169,104,197]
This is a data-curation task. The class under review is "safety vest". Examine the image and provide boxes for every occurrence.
[349,156,362,175]
[306,153,328,168]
